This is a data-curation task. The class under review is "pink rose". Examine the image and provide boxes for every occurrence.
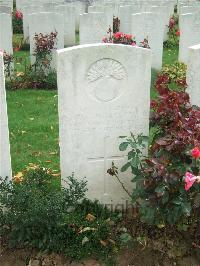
[184,172,198,191]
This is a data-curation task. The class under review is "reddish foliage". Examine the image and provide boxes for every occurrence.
[151,73,200,161]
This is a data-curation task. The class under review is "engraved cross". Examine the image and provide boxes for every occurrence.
[87,136,124,194]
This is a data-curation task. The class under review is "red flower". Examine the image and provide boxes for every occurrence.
[15,10,23,19]
[191,147,200,159]
[126,34,132,39]
[114,32,123,39]
[169,17,175,29]
[176,30,180,37]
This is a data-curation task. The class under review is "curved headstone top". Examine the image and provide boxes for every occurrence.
[57,43,151,207]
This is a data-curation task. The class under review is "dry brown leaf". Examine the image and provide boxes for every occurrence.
[86,213,96,222]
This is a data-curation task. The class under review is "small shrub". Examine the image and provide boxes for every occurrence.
[161,62,187,88]
[12,10,23,34]
[6,32,58,90]
[33,31,58,72]
[2,51,14,78]
[0,166,118,261]
[103,28,150,48]
[113,16,120,33]
[164,15,180,48]
[109,68,200,228]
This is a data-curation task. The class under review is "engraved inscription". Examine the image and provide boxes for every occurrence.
[87,58,127,102]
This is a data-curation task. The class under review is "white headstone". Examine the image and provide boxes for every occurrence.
[22,5,44,41]
[119,5,140,34]
[0,0,13,11]
[80,12,111,45]
[0,13,13,55]
[0,53,12,179]
[29,12,64,68]
[72,0,87,32]
[179,12,200,64]
[88,4,113,31]
[56,5,76,46]
[0,5,12,13]
[131,12,164,70]
[150,5,171,41]
[179,5,200,14]
[57,43,151,206]
[186,43,200,107]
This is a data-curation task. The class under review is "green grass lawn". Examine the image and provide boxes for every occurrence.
[7,44,179,174]
[7,90,60,174]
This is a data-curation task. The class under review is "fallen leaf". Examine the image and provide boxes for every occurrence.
[82,236,89,245]
[100,240,107,247]
[79,227,96,233]
[86,213,96,222]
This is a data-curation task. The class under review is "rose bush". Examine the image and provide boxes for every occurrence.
[12,10,23,34]
[102,29,150,49]
[110,63,200,228]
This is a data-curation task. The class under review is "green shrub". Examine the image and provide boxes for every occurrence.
[6,32,58,90]
[6,68,57,90]
[164,15,179,48]
[0,166,118,261]
[161,62,187,86]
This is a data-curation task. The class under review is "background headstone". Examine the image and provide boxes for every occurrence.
[29,12,64,68]
[186,43,200,107]
[179,12,200,64]
[79,12,111,44]
[0,13,13,55]
[0,53,12,179]
[131,12,164,70]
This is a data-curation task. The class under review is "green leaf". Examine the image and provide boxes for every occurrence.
[162,191,169,204]
[155,185,166,194]
[121,162,131,172]
[119,142,129,151]
[172,197,182,205]
[119,233,132,245]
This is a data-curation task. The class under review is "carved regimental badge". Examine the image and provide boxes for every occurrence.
[87,58,127,102]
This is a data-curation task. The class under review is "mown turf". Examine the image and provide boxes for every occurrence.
[7,90,59,174]
[7,44,179,174]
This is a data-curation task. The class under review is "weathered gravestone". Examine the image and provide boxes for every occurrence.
[0,53,12,179]
[131,12,164,70]
[0,0,13,11]
[29,12,64,69]
[22,5,44,42]
[0,5,12,14]
[79,12,111,44]
[186,43,200,107]
[179,5,200,14]
[88,4,113,31]
[55,5,76,46]
[0,13,13,55]
[57,43,151,206]
[179,12,200,64]
[119,5,140,34]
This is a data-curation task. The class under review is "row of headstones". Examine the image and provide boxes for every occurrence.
[1,0,200,69]
[1,0,172,70]
[0,42,199,205]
